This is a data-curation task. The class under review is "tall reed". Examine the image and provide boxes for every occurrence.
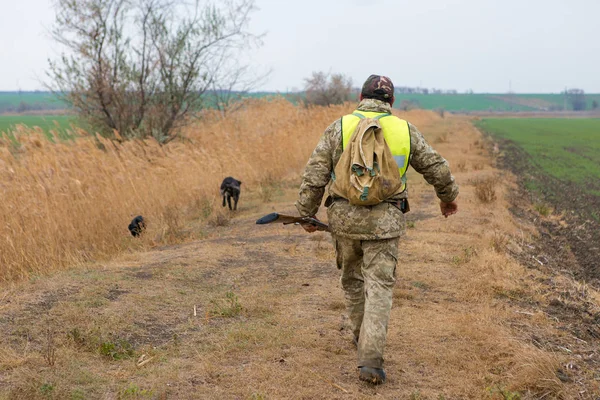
[0,98,438,281]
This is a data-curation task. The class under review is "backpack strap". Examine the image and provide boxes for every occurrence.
[352,112,391,120]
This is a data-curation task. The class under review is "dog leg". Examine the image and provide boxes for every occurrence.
[233,194,239,210]
[227,195,232,210]
[222,195,226,207]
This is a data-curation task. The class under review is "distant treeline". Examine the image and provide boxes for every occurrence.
[0,91,67,113]
[1,90,599,114]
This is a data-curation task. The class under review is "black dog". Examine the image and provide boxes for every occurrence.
[220,177,242,210]
[128,215,146,237]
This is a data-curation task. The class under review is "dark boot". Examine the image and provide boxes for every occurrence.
[359,367,386,385]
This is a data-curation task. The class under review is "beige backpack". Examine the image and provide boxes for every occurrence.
[330,114,403,206]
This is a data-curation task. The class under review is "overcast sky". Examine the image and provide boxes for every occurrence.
[1,0,599,93]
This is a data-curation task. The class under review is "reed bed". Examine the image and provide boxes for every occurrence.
[0,99,353,281]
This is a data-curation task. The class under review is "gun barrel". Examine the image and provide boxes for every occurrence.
[255,213,330,232]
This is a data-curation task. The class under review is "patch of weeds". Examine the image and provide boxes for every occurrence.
[257,175,282,203]
[67,328,87,348]
[328,300,345,311]
[409,390,423,400]
[493,286,529,302]
[591,211,599,222]
[411,281,429,290]
[99,338,134,360]
[473,176,497,203]
[70,389,86,400]
[207,208,230,227]
[533,202,552,217]
[211,291,242,318]
[487,385,521,400]
[44,327,56,367]
[452,246,478,265]
[472,161,484,171]
[434,132,449,143]
[406,220,415,229]
[40,383,55,397]
[455,159,467,172]
[120,383,154,398]
[251,393,266,400]
[394,289,414,300]
[199,197,214,219]
[490,231,509,253]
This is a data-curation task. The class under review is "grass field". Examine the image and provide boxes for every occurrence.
[474,118,600,195]
[3,91,600,114]
[0,115,76,140]
[395,93,600,112]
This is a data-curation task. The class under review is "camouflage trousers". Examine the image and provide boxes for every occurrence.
[334,235,399,369]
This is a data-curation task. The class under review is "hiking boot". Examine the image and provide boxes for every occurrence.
[359,367,386,385]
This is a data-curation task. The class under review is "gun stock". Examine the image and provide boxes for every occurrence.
[256,213,330,232]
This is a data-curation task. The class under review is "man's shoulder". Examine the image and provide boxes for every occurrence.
[324,118,342,135]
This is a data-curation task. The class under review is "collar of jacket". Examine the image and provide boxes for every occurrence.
[355,98,392,114]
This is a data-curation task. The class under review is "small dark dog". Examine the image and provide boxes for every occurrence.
[220,177,242,210]
[128,215,146,237]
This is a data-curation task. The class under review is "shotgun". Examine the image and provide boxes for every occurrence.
[256,213,330,232]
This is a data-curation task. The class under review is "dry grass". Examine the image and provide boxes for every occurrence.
[0,107,598,399]
[0,99,352,281]
[473,175,499,203]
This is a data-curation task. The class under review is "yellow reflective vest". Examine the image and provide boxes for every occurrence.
[341,110,411,191]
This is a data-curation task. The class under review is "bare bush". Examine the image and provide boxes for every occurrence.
[48,0,262,143]
[303,71,353,106]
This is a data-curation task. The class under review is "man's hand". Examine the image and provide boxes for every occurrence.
[440,200,458,218]
[300,216,320,233]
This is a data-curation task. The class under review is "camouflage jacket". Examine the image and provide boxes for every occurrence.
[295,98,459,240]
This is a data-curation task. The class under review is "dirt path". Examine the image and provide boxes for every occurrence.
[1,117,599,399]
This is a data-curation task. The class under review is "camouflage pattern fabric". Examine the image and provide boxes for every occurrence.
[334,235,399,369]
[296,98,459,240]
[361,75,394,100]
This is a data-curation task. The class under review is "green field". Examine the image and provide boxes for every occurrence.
[3,91,600,113]
[474,118,600,196]
[0,115,76,139]
[394,93,600,112]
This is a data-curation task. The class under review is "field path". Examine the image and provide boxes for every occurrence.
[1,117,599,399]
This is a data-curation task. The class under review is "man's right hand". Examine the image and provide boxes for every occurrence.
[440,200,458,218]
[300,216,320,233]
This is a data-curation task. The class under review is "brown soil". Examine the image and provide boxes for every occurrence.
[494,137,600,283]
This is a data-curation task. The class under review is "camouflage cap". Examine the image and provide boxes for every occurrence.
[361,75,394,100]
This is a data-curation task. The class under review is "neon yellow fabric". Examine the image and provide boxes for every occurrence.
[341,111,411,190]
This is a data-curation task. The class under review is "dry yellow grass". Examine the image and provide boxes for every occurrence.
[0,103,598,399]
[0,99,354,281]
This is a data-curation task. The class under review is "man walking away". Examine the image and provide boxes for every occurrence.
[296,74,459,384]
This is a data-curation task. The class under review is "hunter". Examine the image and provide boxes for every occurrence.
[296,74,459,384]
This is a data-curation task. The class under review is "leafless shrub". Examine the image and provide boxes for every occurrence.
[48,0,262,143]
[304,72,353,106]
